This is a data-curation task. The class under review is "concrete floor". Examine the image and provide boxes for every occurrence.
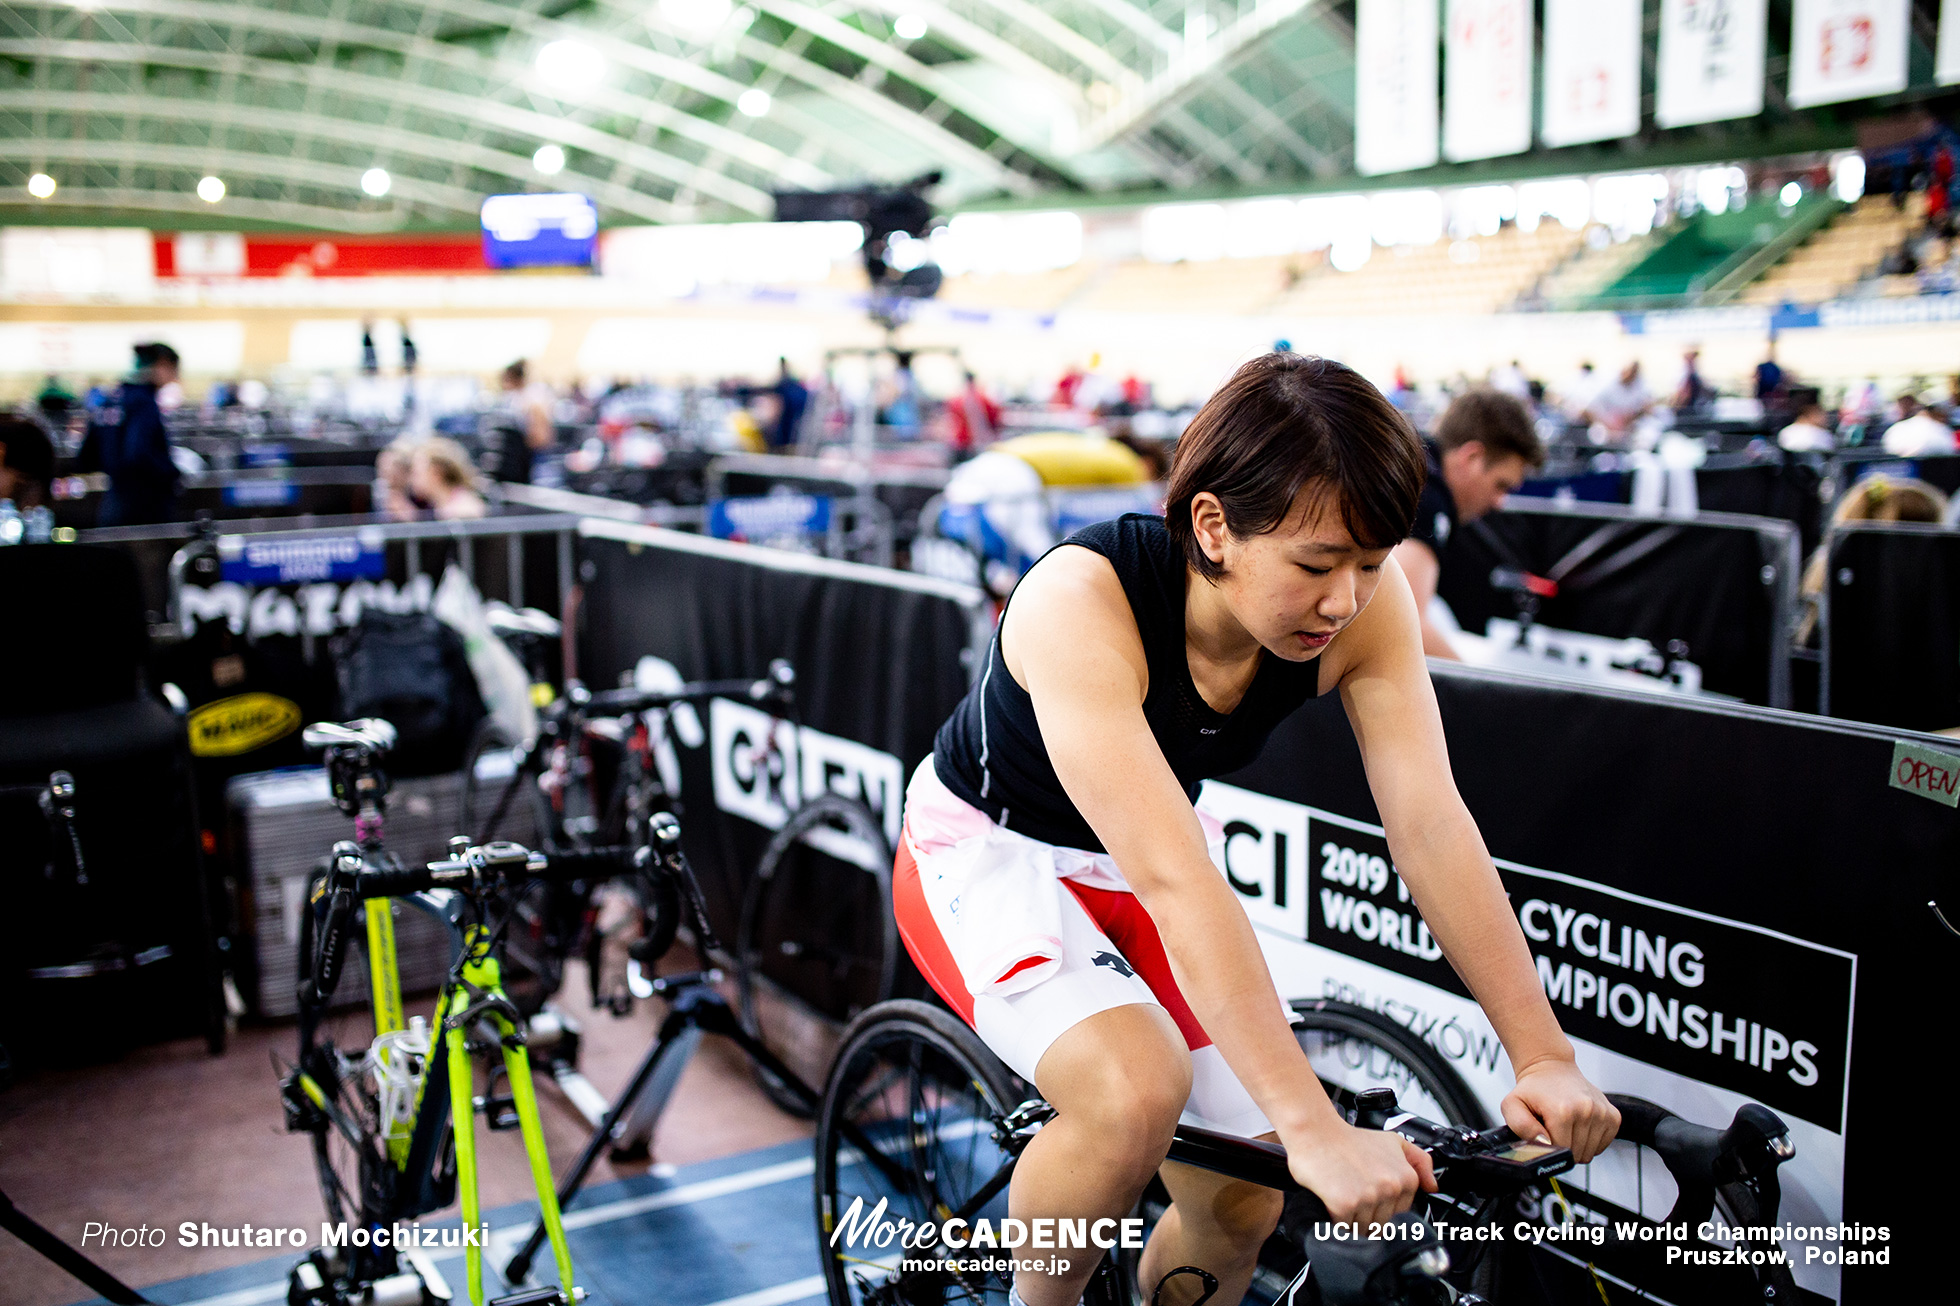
[0,957,811,1306]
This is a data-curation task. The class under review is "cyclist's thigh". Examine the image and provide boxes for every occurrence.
[895,836,1175,1088]
[1065,881,1280,1141]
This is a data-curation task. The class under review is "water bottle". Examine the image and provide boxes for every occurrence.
[0,499,22,546]
[25,505,54,543]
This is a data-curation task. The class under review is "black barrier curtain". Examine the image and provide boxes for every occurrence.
[576,532,975,938]
[1825,529,1960,731]
[1438,512,1777,703]
[1696,460,1825,556]
[1224,668,1951,1295]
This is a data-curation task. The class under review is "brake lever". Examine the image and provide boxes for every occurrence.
[643,813,721,953]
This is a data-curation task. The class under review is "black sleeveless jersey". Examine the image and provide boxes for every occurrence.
[933,514,1324,853]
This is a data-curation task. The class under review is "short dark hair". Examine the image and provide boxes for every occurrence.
[1165,353,1426,580]
[0,415,55,492]
[1434,388,1545,469]
[133,341,179,368]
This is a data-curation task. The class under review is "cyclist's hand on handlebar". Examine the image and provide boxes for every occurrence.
[1283,1117,1436,1228]
[1503,1058,1620,1164]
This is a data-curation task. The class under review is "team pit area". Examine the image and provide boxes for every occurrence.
[4,4,1952,1304]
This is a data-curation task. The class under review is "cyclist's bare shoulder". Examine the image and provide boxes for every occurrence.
[1000,544,1147,701]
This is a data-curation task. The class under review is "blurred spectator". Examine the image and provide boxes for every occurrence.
[1674,347,1714,414]
[1880,392,1956,455]
[1395,388,1545,660]
[35,375,75,430]
[0,415,55,508]
[1489,360,1530,401]
[1753,344,1784,403]
[879,351,921,437]
[1583,362,1654,442]
[491,360,554,483]
[375,434,424,521]
[947,371,1001,454]
[771,357,809,449]
[1776,397,1835,452]
[408,437,488,520]
[96,342,182,527]
[1558,361,1600,421]
[1798,476,1948,642]
[1052,362,1085,409]
[401,321,418,376]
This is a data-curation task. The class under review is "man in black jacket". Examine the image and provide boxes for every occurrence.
[98,342,182,526]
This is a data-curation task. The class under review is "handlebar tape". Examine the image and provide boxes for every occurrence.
[537,846,636,882]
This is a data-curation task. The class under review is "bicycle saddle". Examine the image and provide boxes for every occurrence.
[303,719,399,754]
[485,603,562,640]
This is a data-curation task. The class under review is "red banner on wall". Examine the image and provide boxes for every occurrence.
[154,232,487,278]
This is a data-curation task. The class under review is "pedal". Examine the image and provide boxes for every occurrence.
[477,1090,521,1131]
[287,1251,344,1306]
[280,1070,328,1135]
[487,1288,575,1306]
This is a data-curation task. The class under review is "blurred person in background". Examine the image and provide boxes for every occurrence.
[1582,361,1654,443]
[1395,388,1546,660]
[771,357,809,449]
[0,414,55,509]
[1881,391,1957,455]
[35,375,75,431]
[96,342,182,527]
[1674,347,1714,415]
[1489,359,1530,401]
[948,371,1001,455]
[1776,393,1836,452]
[408,437,489,520]
[491,360,554,483]
[1754,342,1784,402]
[878,351,921,438]
[1558,361,1600,422]
[1797,476,1948,643]
[375,434,424,520]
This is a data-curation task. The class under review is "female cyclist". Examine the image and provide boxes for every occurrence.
[892,353,1619,1306]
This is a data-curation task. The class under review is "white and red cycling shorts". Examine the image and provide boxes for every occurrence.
[892,759,1280,1140]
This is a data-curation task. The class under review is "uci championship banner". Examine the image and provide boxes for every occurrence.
[1442,0,1533,163]
[1540,0,1643,148]
[1196,665,1945,1302]
[1787,0,1910,108]
[1656,0,1768,128]
[1354,0,1440,176]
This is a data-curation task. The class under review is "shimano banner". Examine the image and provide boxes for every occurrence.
[1200,665,1948,1301]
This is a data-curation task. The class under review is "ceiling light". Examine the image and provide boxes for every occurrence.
[737,88,771,117]
[533,143,567,175]
[27,172,56,199]
[658,0,733,34]
[197,175,226,203]
[536,39,602,92]
[894,13,927,39]
[361,167,391,198]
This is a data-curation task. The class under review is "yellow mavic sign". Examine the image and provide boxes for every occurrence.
[187,692,301,757]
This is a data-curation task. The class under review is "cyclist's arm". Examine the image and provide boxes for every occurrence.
[1005,547,1432,1221]
[1390,539,1459,660]
[1331,560,1618,1162]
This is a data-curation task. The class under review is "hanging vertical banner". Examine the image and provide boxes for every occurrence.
[1788,0,1910,107]
[1541,0,1643,147]
[1355,0,1440,176]
[1656,0,1769,128]
[1941,0,1960,85]
[1442,0,1533,162]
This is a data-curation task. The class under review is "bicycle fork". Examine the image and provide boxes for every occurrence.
[440,931,580,1306]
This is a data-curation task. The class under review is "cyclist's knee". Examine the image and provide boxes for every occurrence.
[1202,1180,1284,1252]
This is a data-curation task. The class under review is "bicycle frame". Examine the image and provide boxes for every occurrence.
[290,736,582,1306]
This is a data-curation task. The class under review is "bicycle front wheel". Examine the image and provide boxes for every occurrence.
[814,1000,1025,1306]
[736,794,897,1115]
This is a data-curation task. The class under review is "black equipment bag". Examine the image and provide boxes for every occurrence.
[333,610,485,777]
